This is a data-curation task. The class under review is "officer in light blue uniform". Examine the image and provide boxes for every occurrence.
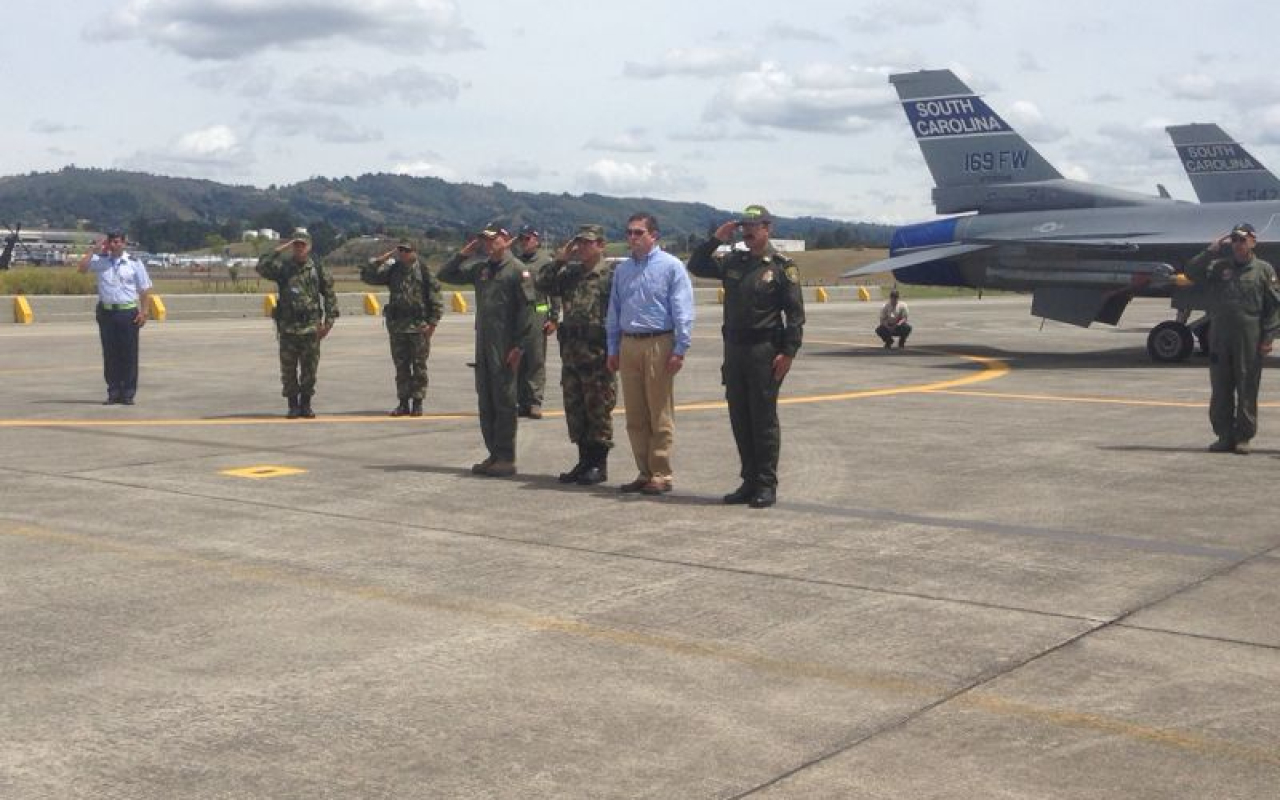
[77,230,153,405]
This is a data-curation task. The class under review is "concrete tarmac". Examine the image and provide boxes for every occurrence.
[1,297,1277,799]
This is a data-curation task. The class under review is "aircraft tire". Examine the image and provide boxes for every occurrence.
[1147,320,1194,363]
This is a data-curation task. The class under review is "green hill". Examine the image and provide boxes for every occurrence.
[0,167,892,253]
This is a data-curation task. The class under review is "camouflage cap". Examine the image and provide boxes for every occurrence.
[737,204,774,224]
[517,224,541,238]
[1231,222,1257,239]
[478,220,510,239]
[289,228,312,243]
[572,224,606,242]
[395,238,415,251]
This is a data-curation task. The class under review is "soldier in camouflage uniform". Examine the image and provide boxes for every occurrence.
[514,225,561,419]
[688,205,804,508]
[360,239,444,417]
[1180,222,1280,454]
[535,224,617,485]
[256,229,339,419]
[437,221,535,477]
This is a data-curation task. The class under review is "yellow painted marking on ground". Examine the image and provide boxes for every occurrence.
[4,519,1277,769]
[220,465,309,479]
[935,389,1247,409]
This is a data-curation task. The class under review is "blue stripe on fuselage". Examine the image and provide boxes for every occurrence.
[889,218,971,287]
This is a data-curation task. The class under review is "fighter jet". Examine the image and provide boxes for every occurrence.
[844,69,1280,362]
[1167,123,1280,204]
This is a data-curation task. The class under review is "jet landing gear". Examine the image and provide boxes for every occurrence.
[1147,320,1194,363]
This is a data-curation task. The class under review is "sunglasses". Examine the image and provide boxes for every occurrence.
[625,228,649,237]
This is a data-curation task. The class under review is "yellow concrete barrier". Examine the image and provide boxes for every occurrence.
[451,292,468,313]
[363,293,381,315]
[264,294,278,317]
[147,294,167,321]
[816,287,829,303]
[717,287,725,304]
[857,286,871,302]
[13,295,33,324]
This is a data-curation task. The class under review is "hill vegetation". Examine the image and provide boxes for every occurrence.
[0,167,893,255]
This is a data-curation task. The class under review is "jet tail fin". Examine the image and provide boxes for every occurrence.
[890,70,1062,213]
[1167,123,1280,203]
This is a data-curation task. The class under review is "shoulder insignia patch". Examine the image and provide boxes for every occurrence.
[784,265,800,283]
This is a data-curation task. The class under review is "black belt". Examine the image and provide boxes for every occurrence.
[622,330,672,339]
[722,327,782,345]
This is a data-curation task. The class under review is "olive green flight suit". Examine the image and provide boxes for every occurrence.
[514,248,560,412]
[439,251,535,462]
[256,252,339,399]
[688,238,805,489]
[1184,249,1280,443]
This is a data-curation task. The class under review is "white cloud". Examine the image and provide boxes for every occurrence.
[391,159,457,180]
[117,124,250,177]
[96,0,479,60]
[477,159,548,182]
[844,0,978,34]
[669,123,776,143]
[1161,72,1217,100]
[579,160,705,195]
[290,67,462,106]
[189,65,276,97]
[1004,100,1068,143]
[257,111,382,144]
[624,47,758,79]
[584,129,655,153]
[31,120,80,135]
[705,62,896,134]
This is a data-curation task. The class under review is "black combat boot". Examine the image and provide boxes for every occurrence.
[558,443,588,483]
[390,398,410,417]
[299,394,315,419]
[286,395,300,419]
[410,398,423,417]
[577,443,608,486]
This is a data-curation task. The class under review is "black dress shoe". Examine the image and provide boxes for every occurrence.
[120,397,135,405]
[576,465,607,485]
[749,487,776,508]
[103,397,119,405]
[722,483,755,504]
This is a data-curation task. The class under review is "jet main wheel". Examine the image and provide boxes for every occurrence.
[1147,320,1194,363]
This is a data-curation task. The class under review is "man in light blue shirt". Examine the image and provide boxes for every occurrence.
[77,230,153,405]
[606,212,695,494]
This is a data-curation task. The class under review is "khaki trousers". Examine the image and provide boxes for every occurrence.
[619,333,676,480]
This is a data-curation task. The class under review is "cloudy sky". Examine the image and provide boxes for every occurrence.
[8,0,1280,223]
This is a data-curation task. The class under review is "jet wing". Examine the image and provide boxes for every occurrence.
[842,243,990,277]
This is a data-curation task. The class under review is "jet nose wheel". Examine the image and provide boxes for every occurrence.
[1147,320,1194,363]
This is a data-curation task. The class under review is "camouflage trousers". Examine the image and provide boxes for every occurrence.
[278,331,321,397]
[560,339,616,447]
[389,330,431,400]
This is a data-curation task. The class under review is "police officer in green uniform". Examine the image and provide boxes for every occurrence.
[360,239,444,417]
[1180,222,1280,454]
[513,225,560,419]
[535,224,617,485]
[438,221,536,477]
[688,204,805,508]
[256,229,339,419]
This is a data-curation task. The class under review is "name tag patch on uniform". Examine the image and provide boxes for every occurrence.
[761,269,774,283]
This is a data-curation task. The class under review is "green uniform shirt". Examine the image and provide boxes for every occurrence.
[256,251,339,336]
[1185,249,1280,353]
[438,250,536,359]
[360,256,444,334]
[688,238,806,357]
[516,249,561,322]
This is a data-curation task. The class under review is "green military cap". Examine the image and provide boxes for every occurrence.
[737,204,773,224]
[289,228,312,243]
[572,224,606,242]
[478,220,511,239]
[395,238,415,251]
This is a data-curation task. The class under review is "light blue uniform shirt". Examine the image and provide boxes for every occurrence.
[606,245,695,356]
[89,252,152,305]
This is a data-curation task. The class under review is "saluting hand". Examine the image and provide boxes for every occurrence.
[713,221,737,243]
